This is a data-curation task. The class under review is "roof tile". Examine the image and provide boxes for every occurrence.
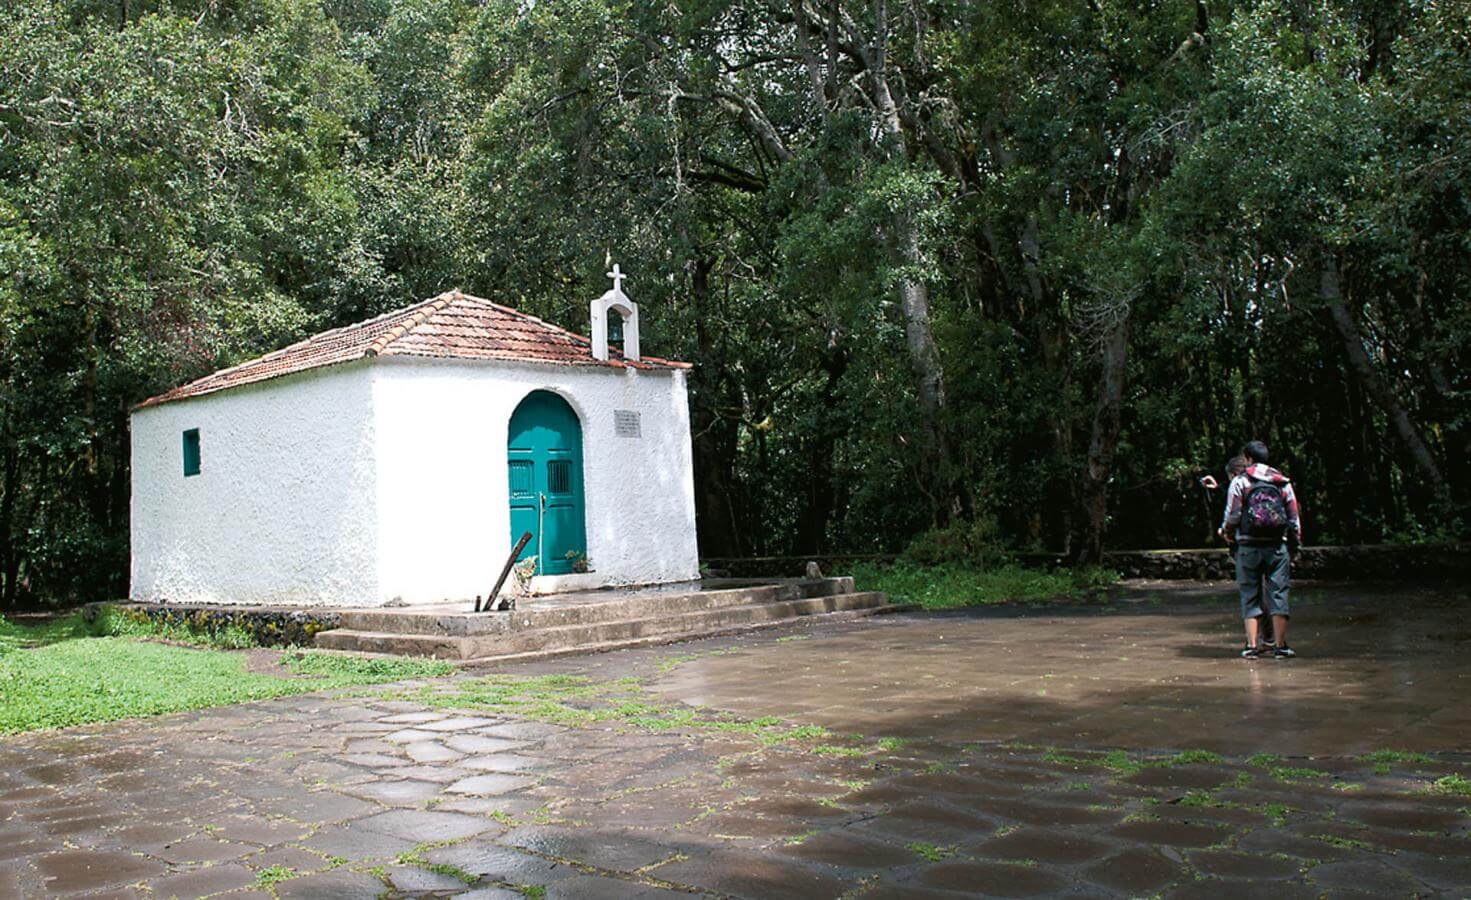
[136,291,688,409]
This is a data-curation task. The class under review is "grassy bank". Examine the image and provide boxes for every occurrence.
[0,612,452,735]
[850,561,1119,610]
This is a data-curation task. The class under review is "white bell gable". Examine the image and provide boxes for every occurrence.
[590,263,640,362]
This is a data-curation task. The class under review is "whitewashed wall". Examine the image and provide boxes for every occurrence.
[372,357,700,605]
[131,356,700,607]
[130,363,378,606]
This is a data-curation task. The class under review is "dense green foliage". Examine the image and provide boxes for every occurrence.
[0,613,452,732]
[851,560,1118,610]
[2,0,1467,604]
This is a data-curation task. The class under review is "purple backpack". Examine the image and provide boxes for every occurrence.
[1240,475,1290,542]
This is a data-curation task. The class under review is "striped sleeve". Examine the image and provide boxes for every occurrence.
[1221,476,1245,534]
[1283,482,1302,542]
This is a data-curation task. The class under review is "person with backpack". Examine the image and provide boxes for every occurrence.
[1219,441,1302,659]
[1202,455,1275,649]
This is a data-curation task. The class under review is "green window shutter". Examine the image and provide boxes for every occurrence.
[508,459,534,497]
[182,429,201,477]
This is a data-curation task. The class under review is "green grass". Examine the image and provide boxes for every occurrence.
[1100,750,1144,776]
[0,615,456,735]
[849,561,1118,610]
[255,866,297,887]
[411,673,937,762]
[1312,834,1372,851]
[906,841,958,862]
[1041,749,1088,766]
[282,652,453,684]
[1430,775,1471,797]
[396,846,477,884]
[1270,766,1330,782]
[1359,752,1429,764]
[0,614,95,652]
[1039,747,1142,776]
[1162,749,1224,766]
[414,674,841,750]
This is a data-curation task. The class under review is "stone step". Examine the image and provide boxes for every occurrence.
[337,577,856,637]
[463,591,893,658]
[461,602,920,665]
[313,629,465,659]
[314,589,906,661]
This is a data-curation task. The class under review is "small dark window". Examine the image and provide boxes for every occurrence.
[508,459,534,496]
[182,429,201,477]
[547,460,572,495]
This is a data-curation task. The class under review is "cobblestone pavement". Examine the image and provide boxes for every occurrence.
[2,581,1469,897]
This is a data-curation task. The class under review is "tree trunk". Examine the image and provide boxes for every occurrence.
[1072,312,1130,565]
[896,215,948,435]
[796,344,849,554]
[866,0,952,518]
[0,443,15,609]
[688,257,744,558]
[1320,255,1449,503]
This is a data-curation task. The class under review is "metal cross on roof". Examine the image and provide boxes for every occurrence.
[606,263,626,295]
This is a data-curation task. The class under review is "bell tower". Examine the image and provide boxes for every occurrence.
[590,263,639,362]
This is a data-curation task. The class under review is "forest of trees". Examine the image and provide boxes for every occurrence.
[1,0,1467,605]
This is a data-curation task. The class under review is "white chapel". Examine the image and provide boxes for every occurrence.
[129,268,700,607]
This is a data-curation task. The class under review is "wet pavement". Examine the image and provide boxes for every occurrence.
[2,580,1469,897]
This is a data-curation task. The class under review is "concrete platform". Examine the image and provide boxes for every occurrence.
[312,577,914,661]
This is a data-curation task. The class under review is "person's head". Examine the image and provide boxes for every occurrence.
[1242,441,1270,465]
[1226,455,1248,479]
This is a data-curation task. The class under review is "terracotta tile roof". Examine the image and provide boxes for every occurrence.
[135,291,689,409]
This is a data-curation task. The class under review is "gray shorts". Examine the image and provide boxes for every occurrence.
[1236,544,1290,620]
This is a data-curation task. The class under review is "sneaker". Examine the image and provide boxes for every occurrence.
[1241,644,1261,659]
[1259,639,1277,651]
[1273,645,1296,659]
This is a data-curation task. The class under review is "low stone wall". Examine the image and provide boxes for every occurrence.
[87,603,340,647]
[1086,543,1469,581]
[703,555,893,579]
[708,543,1471,582]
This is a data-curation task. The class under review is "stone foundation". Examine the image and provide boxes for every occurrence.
[88,603,341,647]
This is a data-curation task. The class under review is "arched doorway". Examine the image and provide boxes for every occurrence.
[507,391,587,575]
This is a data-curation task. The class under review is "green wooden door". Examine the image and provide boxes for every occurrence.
[507,391,586,575]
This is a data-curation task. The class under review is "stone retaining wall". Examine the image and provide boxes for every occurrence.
[703,555,893,579]
[707,543,1471,582]
[1073,543,1468,581]
[87,603,341,647]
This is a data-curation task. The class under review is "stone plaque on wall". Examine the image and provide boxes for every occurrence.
[614,409,641,438]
